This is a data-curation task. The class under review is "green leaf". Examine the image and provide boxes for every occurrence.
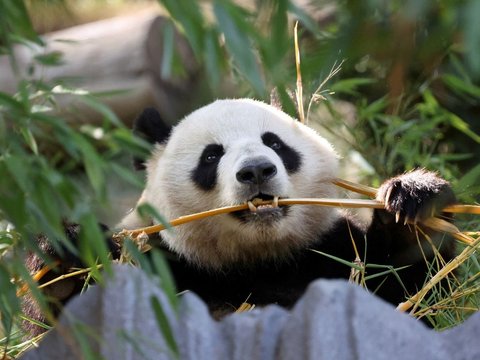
[0,264,19,335]
[77,139,106,199]
[463,0,480,77]
[287,1,322,36]
[161,20,175,79]
[204,28,223,88]
[160,0,205,57]
[310,249,363,270]
[151,250,178,309]
[123,239,153,273]
[32,113,82,160]
[213,1,265,95]
[3,154,31,193]
[363,265,410,281]
[34,51,64,67]
[0,0,42,45]
[446,111,480,144]
[261,0,289,66]
[110,163,144,188]
[442,74,480,98]
[20,127,38,155]
[0,91,24,112]
[455,163,480,196]
[79,96,122,127]
[29,176,63,233]
[137,203,171,231]
[330,78,376,96]
[150,296,179,359]
[79,213,110,275]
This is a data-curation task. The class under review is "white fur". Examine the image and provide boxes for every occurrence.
[119,99,342,268]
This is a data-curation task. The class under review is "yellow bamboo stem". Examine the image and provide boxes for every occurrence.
[442,204,480,215]
[37,265,103,290]
[397,232,479,313]
[119,198,386,237]
[294,21,305,124]
[16,261,60,296]
[333,178,377,197]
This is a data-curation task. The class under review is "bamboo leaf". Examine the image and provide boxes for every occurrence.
[442,74,480,98]
[79,95,122,127]
[161,21,175,78]
[79,213,110,275]
[150,296,179,359]
[160,0,205,57]
[151,250,178,309]
[20,127,38,155]
[213,1,265,95]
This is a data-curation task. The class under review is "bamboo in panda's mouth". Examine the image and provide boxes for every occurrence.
[247,196,280,212]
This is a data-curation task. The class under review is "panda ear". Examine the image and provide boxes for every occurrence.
[133,107,172,170]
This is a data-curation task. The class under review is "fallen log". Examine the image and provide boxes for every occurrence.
[0,10,212,125]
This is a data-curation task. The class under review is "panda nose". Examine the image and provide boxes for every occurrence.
[236,162,277,185]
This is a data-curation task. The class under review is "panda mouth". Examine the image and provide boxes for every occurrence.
[247,195,279,212]
[231,194,289,222]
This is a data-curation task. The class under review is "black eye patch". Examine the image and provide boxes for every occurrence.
[261,132,302,173]
[191,144,225,191]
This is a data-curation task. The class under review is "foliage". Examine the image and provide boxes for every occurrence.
[1,0,480,357]
[0,0,150,356]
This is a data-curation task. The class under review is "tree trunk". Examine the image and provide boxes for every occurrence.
[0,10,211,125]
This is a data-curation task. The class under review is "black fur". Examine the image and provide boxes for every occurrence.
[22,222,120,336]
[261,132,302,173]
[133,107,172,170]
[191,144,225,191]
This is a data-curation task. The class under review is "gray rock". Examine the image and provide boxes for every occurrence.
[21,265,480,360]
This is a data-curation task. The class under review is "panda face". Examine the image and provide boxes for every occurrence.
[125,99,342,268]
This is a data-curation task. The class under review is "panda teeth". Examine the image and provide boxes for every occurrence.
[247,196,280,212]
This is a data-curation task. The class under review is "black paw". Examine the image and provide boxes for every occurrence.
[376,169,455,223]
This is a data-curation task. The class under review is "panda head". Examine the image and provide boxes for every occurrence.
[121,99,341,269]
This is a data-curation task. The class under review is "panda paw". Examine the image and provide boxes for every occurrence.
[376,169,455,223]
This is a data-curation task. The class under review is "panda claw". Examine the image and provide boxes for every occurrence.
[384,186,393,207]
[395,211,401,224]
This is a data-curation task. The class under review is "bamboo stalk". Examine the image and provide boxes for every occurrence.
[442,204,480,215]
[118,198,386,238]
[118,196,480,239]
[16,261,60,296]
[37,265,103,290]
[333,178,377,197]
[397,231,479,313]
[294,21,305,124]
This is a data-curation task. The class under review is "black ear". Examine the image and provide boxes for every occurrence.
[133,107,172,170]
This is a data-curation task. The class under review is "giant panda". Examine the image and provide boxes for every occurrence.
[24,98,455,335]
[118,98,455,316]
